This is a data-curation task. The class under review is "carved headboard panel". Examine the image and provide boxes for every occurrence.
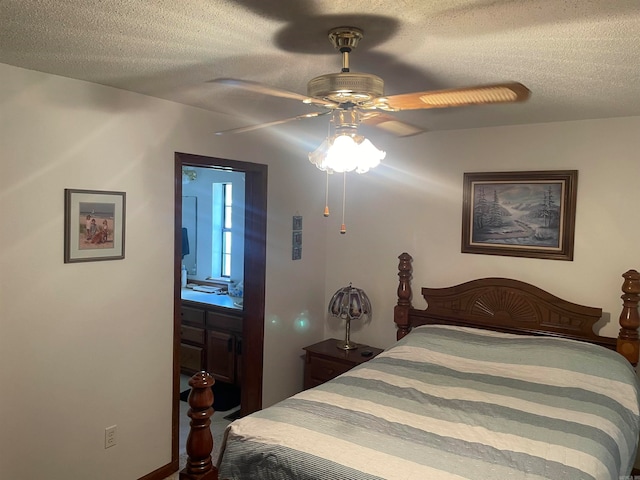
[393,253,640,360]
[413,278,614,349]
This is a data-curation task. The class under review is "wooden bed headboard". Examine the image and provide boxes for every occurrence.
[394,252,640,365]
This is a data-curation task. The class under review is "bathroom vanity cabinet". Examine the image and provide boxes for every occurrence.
[180,300,243,385]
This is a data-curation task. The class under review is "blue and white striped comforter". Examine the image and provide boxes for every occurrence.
[217,325,640,480]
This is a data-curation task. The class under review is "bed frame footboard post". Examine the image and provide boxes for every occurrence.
[180,371,219,480]
[395,253,413,340]
[617,270,640,367]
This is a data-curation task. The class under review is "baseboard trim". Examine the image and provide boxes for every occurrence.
[138,458,178,480]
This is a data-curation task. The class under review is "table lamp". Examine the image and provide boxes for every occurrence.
[328,283,372,350]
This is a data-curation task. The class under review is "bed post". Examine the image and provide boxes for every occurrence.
[180,372,219,480]
[395,252,413,340]
[617,269,640,367]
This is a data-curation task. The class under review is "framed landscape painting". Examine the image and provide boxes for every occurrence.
[461,170,578,261]
[64,189,126,263]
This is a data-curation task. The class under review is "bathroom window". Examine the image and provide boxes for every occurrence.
[210,172,244,283]
[221,183,232,278]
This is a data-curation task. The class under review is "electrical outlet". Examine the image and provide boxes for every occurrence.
[105,425,117,449]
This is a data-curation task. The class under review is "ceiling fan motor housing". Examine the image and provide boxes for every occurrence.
[307,72,384,104]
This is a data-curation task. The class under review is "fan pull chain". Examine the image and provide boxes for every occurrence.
[323,119,331,217]
[340,172,347,234]
[324,170,330,217]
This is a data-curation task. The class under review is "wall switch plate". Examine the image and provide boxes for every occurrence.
[105,425,117,449]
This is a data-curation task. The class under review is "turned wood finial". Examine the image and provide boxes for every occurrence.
[395,253,413,340]
[617,270,640,367]
[180,372,218,480]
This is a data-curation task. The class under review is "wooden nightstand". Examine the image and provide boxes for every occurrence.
[303,338,384,389]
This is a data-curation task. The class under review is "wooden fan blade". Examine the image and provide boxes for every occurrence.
[361,112,426,137]
[210,78,338,108]
[215,111,329,135]
[383,82,530,111]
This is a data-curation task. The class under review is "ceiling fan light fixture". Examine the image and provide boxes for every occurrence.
[308,125,385,234]
[308,132,385,174]
[353,137,385,173]
[326,134,362,173]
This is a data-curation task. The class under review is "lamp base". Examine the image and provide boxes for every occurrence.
[336,340,358,350]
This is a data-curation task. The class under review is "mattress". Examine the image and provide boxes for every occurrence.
[217,325,640,480]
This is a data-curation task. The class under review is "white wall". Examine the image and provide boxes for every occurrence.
[324,116,640,349]
[0,63,327,479]
[261,137,330,407]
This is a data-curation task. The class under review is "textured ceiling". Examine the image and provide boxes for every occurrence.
[2,0,640,135]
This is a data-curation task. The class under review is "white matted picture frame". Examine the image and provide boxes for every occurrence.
[64,189,126,263]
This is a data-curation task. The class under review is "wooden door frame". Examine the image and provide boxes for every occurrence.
[172,152,267,464]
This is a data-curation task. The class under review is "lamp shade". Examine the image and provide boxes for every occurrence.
[328,284,371,349]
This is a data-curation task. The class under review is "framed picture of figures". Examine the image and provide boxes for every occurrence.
[64,189,126,263]
[461,170,578,261]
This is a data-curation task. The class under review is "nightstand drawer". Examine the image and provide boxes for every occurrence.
[303,339,384,390]
[181,325,205,345]
[307,356,352,383]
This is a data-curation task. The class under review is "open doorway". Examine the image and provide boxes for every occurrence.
[172,152,267,464]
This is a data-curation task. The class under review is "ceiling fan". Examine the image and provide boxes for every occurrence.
[212,26,531,138]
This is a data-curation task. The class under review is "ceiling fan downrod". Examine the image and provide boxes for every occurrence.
[307,27,384,103]
[328,26,363,73]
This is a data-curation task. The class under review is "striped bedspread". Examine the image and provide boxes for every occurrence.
[217,325,640,480]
